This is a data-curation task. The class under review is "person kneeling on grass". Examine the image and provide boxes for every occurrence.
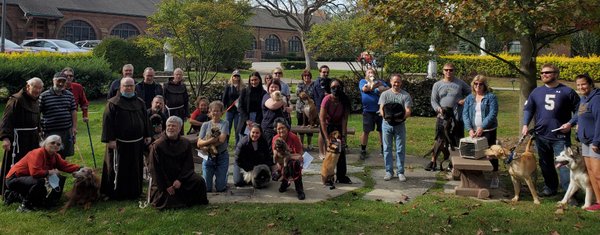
[4,135,81,212]
[149,116,208,210]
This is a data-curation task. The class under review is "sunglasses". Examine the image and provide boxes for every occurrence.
[473,82,484,86]
[540,71,557,75]
[49,141,62,146]
[444,69,454,72]
[274,72,283,75]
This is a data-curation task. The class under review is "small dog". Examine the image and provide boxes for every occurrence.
[555,147,593,209]
[200,126,221,157]
[485,136,540,204]
[61,167,100,213]
[271,90,286,103]
[298,91,318,127]
[321,131,342,189]
[273,137,292,181]
[366,75,376,90]
[242,164,271,189]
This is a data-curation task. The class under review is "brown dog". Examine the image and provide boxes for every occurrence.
[484,136,540,204]
[298,91,318,127]
[200,126,221,157]
[61,167,100,213]
[321,131,341,189]
[273,137,292,180]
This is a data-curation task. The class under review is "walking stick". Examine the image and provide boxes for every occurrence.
[85,121,97,168]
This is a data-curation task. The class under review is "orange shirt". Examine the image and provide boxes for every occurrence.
[6,148,80,178]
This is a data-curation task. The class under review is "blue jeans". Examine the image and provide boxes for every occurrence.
[535,135,570,191]
[382,121,406,175]
[226,110,240,144]
[233,162,243,186]
[202,152,230,192]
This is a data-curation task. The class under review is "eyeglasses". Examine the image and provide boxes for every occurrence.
[473,82,484,86]
[49,141,62,146]
[444,69,454,72]
[541,71,557,75]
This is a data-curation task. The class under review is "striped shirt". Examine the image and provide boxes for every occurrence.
[39,89,76,132]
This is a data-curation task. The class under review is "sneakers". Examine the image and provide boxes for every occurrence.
[278,181,289,193]
[16,203,34,213]
[360,151,367,160]
[398,174,407,182]
[585,204,600,211]
[383,172,393,181]
[297,191,306,200]
[539,187,557,197]
[490,176,499,189]
[425,161,436,171]
[3,190,22,206]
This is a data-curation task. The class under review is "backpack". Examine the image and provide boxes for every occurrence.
[383,103,406,126]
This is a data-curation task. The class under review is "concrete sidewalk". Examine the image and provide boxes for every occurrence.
[202,149,438,204]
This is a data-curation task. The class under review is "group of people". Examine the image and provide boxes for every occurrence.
[2,60,599,211]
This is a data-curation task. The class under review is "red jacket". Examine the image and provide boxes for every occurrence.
[5,147,80,178]
[66,82,89,118]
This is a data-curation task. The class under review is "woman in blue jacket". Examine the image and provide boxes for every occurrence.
[462,75,499,188]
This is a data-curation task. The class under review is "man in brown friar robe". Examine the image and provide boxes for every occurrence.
[163,68,189,135]
[149,116,208,210]
[1,78,43,198]
[100,77,151,200]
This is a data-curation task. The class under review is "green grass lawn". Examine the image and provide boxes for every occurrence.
[1,82,599,234]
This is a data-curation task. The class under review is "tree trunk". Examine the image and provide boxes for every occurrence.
[299,34,316,70]
[518,36,538,127]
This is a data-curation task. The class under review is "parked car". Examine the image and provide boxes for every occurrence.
[1,39,28,53]
[21,39,88,53]
[75,40,101,50]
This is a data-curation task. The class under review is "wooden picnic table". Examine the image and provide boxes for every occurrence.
[451,155,493,199]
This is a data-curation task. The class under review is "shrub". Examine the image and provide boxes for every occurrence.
[386,53,600,80]
[0,52,113,99]
[280,61,307,70]
[93,37,162,78]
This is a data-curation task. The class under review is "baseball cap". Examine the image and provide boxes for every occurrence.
[53,72,67,80]
[232,70,241,76]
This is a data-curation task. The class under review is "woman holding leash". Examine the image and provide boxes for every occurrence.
[222,70,244,145]
[562,74,600,211]
[462,75,499,188]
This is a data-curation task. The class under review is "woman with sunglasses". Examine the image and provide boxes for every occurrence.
[4,135,81,212]
[462,75,499,188]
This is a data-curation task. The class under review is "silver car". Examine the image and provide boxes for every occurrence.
[75,40,101,50]
[21,39,88,53]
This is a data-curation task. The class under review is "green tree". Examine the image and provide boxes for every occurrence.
[363,0,600,99]
[144,0,253,97]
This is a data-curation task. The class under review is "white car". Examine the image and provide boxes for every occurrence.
[75,40,101,50]
[21,39,88,53]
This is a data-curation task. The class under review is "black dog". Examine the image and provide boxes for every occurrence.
[423,107,456,171]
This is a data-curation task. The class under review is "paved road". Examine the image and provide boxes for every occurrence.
[251,61,359,74]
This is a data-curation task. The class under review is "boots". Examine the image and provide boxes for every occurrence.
[294,177,305,200]
[425,161,437,171]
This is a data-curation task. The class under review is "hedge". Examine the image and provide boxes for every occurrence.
[0,52,113,99]
[386,53,600,80]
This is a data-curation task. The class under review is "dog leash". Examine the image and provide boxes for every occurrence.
[506,132,531,164]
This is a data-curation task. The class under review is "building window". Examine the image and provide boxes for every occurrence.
[110,23,140,39]
[252,37,257,50]
[58,20,96,42]
[288,36,302,52]
[265,34,280,52]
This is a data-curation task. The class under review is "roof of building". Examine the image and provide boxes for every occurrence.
[8,1,325,29]
[9,0,160,18]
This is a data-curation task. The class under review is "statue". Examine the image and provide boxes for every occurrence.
[427,45,437,79]
[164,42,174,72]
[479,37,486,56]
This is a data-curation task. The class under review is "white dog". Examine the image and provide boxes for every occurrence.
[554,147,593,209]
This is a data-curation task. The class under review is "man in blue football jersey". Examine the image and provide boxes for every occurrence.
[522,63,580,197]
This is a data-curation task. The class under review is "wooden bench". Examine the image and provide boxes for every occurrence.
[291,126,356,135]
[451,155,493,199]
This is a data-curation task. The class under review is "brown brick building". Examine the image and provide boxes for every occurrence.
[1,1,321,61]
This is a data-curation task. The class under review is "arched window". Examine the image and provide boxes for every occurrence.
[288,36,302,52]
[110,23,140,39]
[265,34,280,52]
[58,20,96,42]
[251,37,257,49]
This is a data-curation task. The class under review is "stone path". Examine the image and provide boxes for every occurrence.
[200,149,439,204]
